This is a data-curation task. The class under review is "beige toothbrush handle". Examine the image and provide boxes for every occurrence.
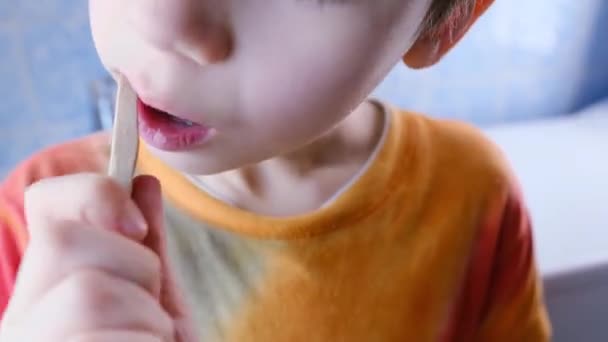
[108,76,139,192]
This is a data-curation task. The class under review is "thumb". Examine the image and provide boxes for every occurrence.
[131,175,199,342]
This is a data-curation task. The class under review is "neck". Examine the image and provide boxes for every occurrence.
[195,100,386,216]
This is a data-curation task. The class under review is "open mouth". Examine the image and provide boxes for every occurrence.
[137,100,201,127]
[136,98,212,151]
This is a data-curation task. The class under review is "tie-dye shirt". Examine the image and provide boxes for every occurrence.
[0,106,551,341]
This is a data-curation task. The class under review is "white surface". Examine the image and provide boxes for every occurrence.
[484,100,608,276]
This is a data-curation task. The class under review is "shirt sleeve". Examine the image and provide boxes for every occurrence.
[474,190,551,341]
[0,166,31,320]
[0,200,25,320]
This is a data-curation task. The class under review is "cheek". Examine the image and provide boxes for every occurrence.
[89,0,120,48]
[89,0,131,69]
[238,68,361,153]
[244,9,403,111]
[237,29,396,147]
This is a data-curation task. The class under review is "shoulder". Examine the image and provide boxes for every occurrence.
[396,110,516,195]
[391,113,549,339]
[430,116,511,179]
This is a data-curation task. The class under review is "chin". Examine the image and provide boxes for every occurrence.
[145,145,258,176]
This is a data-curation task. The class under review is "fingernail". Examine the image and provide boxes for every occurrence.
[121,201,148,237]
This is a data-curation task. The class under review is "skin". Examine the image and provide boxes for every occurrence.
[90,0,437,216]
[0,0,493,341]
[91,0,431,174]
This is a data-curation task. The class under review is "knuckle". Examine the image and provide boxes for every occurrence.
[80,175,127,224]
[24,180,43,204]
[24,173,126,228]
[87,175,123,202]
[46,225,74,254]
[23,178,55,216]
[60,270,171,339]
[65,270,121,317]
[34,222,78,255]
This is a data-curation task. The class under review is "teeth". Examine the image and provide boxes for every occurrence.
[168,114,195,126]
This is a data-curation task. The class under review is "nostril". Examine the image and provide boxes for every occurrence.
[127,0,232,65]
[175,25,233,65]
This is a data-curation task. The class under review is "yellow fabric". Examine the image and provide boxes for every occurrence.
[135,108,551,341]
[0,107,550,340]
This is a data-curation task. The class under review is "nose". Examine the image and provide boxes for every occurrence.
[128,0,232,64]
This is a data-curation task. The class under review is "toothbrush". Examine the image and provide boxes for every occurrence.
[108,75,139,192]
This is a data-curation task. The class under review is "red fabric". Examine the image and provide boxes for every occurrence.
[0,223,20,320]
[442,189,538,341]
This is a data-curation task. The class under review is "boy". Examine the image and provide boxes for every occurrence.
[0,0,551,340]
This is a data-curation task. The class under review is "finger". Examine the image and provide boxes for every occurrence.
[133,175,198,342]
[4,222,161,322]
[28,270,173,341]
[135,175,183,317]
[25,173,148,241]
[68,330,163,342]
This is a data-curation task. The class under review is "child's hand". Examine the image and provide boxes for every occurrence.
[0,174,195,342]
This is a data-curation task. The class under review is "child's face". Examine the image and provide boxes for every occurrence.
[90,0,433,174]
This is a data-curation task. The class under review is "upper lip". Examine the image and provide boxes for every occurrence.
[136,95,208,127]
[123,74,210,127]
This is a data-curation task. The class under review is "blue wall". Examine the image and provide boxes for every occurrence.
[0,0,107,177]
[374,0,608,124]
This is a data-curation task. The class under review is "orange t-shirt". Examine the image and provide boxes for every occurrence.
[0,107,551,341]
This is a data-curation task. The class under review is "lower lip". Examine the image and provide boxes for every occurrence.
[136,99,213,151]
